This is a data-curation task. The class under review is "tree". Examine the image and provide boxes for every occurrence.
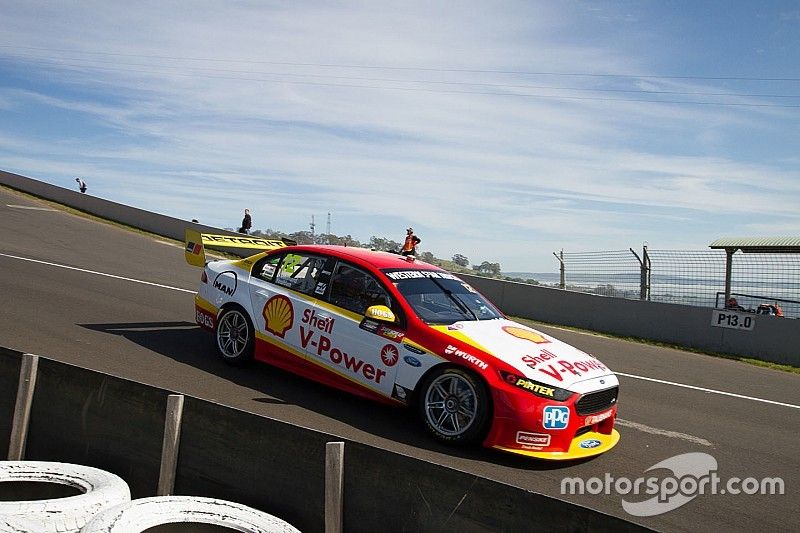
[452,254,469,267]
[287,231,315,244]
[418,251,436,263]
[473,261,502,277]
[324,234,361,247]
[369,236,401,252]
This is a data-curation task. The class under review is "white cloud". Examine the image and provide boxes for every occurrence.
[0,1,797,271]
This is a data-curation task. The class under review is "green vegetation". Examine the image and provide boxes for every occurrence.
[249,227,540,284]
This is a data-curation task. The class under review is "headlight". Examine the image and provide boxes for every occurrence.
[499,371,574,402]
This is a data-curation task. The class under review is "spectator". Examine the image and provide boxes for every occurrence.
[725,297,746,311]
[238,209,252,234]
[75,177,87,193]
[401,227,421,256]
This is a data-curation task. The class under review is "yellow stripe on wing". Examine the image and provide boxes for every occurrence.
[201,233,290,250]
[431,326,493,354]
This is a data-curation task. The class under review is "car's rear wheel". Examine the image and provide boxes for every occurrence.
[418,366,490,444]
[215,306,254,365]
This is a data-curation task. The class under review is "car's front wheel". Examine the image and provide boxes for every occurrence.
[418,366,490,444]
[215,307,254,365]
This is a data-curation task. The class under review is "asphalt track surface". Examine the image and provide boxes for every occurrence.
[1,186,798,533]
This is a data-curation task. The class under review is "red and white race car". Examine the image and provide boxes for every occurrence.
[186,230,619,459]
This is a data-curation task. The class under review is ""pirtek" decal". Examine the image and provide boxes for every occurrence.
[512,378,555,398]
[300,328,387,384]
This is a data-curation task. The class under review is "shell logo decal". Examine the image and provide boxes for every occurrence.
[381,344,399,367]
[263,295,294,338]
[502,326,550,344]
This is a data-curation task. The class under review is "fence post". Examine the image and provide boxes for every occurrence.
[157,394,185,496]
[724,249,734,301]
[630,246,651,301]
[8,353,39,461]
[553,250,565,289]
[325,441,345,533]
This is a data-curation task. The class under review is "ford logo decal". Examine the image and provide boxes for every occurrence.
[403,356,421,367]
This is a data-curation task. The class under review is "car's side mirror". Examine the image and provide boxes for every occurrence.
[365,305,396,323]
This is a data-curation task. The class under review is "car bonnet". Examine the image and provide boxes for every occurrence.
[431,318,614,390]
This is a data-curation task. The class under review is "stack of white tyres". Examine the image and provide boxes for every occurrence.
[80,496,302,532]
[0,461,301,532]
[0,461,131,533]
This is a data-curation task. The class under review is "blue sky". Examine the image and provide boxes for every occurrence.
[1,1,798,272]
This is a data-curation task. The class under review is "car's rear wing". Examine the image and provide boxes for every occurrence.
[184,228,296,267]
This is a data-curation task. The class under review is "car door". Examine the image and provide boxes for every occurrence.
[308,260,405,398]
[248,251,331,362]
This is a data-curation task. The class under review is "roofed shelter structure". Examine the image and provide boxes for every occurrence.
[709,237,800,302]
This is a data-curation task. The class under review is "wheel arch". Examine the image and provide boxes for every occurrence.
[218,300,251,317]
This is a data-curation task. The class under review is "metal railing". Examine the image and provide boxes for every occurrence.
[551,247,800,319]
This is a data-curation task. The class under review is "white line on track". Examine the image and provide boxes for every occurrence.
[0,252,195,293]
[615,419,713,446]
[616,372,800,410]
[3,251,799,411]
[7,204,59,211]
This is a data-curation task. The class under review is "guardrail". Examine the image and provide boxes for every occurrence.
[2,169,796,366]
[0,347,650,532]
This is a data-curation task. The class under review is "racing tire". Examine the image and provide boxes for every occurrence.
[215,306,255,365]
[417,366,491,444]
[0,461,130,533]
[80,496,301,532]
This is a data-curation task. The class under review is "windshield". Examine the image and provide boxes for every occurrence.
[383,270,502,325]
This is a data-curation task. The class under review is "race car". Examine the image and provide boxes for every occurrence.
[185,229,620,460]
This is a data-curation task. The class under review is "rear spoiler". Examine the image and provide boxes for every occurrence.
[184,228,296,267]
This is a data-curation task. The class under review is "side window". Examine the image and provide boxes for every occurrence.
[252,254,281,282]
[329,263,392,315]
[274,253,326,296]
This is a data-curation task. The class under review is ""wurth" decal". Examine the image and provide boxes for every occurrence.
[444,345,488,370]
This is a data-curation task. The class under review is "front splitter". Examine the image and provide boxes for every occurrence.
[493,429,620,461]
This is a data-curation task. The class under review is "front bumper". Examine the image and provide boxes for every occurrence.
[483,381,619,460]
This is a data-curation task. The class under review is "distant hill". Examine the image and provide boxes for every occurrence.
[503,272,560,284]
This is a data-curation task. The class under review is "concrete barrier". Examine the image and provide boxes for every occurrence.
[344,440,642,533]
[0,169,239,243]
[0,349,651,532]
[4,169,792,364]
[460,274,800,366]
[173,396,328,532]
[0,347,22,460]
[24,357,167,498]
